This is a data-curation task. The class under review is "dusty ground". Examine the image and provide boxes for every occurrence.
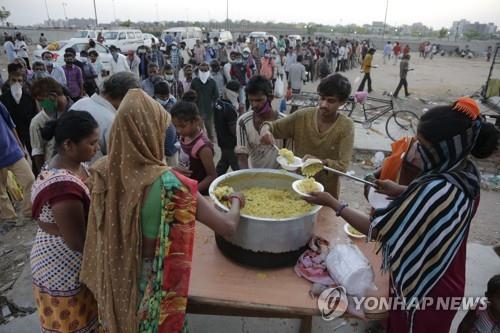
[1,48,499,325]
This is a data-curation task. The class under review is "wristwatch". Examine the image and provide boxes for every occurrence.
[335,201,348,216]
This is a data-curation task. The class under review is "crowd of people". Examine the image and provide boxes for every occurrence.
[0,30,499,333]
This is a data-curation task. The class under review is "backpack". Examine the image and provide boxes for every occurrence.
[319,59,330,77]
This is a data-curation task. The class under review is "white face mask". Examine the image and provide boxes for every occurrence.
[199,71,210,84]
[10,83,22,104]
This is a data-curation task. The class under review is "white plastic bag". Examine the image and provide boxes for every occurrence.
[274,77,284,98]
[326,243,376,297]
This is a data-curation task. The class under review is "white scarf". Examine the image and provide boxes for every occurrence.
[225,88,239,110]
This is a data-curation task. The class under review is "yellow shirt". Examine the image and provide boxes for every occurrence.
[268,108,354,199]
[362,54,373,73]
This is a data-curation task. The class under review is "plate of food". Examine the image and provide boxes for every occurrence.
[276,148,303,171]
[292,178,324,197]
[343,223,365,238]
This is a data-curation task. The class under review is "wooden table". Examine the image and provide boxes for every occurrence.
[187,207,389,333]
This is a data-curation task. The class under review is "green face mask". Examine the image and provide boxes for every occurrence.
[40,99,57,115]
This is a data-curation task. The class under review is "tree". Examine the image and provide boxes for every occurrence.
[0,6,10,25]
[463,28,480,41]
[119,19,132,28]
[438,27,449,39]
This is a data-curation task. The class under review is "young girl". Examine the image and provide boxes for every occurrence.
[458,274,500,333]
[170,100,216,195]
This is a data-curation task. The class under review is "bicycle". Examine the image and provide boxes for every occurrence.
[339,92,420,141]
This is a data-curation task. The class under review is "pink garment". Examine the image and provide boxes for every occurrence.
[259,58,275,80]
[294,237,336,285]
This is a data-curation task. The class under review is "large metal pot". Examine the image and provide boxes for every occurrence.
[209,169,321,267]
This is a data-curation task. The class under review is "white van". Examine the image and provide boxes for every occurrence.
[72,30,100,40]
[246,31,277,45]
[102,29,144,53]
[209,30,233,44]
[160,27,203,49]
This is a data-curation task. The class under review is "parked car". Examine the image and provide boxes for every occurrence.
[33,40,112,72]
[102,29,144,53]
[71,30,100,41]
[246,31,278,45]
[209,30,233,44]
[160,27,203,50]
[143,33,160,48]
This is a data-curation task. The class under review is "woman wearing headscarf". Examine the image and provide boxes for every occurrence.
[80,89,244,333]
[303,97,498,332]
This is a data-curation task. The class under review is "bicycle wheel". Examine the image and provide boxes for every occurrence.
[339,100,356,116]
[385,110,419,141]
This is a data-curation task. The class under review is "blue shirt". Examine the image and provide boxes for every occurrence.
[0,102,24,168]
[158,96,178,157]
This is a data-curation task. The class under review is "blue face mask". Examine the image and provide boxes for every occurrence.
[155,97,170,106]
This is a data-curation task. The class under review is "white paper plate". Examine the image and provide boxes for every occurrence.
[344,223,365,238]
[292,179,324,197]
[367,187,392,210]
[277,155,303,171]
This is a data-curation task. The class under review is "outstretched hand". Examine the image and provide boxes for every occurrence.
[302,191,337,208]
[374,179,407,198]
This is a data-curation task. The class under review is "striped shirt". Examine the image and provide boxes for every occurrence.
[370,178,474,331]
[235,111,286,169]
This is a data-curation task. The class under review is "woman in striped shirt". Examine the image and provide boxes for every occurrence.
[305,97,498,332]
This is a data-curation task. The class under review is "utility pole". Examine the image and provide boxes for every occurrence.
[112,0,117,23]
[44,0,51,25]
[226,0,229,30]
[62,2,68,20]
[93,0,98,27]
[382,0,389,39]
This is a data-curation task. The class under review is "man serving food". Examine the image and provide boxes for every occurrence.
[260,74,354,198]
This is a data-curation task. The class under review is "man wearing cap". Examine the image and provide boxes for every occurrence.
[42,51,67,86]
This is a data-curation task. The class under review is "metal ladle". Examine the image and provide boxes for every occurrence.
[302,159,376,187]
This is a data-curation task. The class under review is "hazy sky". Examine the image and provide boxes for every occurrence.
[5,0,500,29]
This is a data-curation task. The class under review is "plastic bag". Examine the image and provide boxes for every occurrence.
[325,243,376,297]
[274,77,284,98]
[6,171,23,202]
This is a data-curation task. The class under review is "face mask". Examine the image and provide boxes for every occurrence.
[165,74,174,81]
[172,46,177,50]
[155,97,169,106]
[40,98,57,115]
[199,71,210,84]
[43,59,53,66]
[80,56,87,63]
[255,100,271,115]
[264,54,270,59]
[242,53,249,59]
[10,83,22,104]
[33,70,48,80]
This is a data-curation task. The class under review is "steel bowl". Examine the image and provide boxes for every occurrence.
[209,169,321,267]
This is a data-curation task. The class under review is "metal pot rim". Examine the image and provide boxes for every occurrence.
[209,168,322,222]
